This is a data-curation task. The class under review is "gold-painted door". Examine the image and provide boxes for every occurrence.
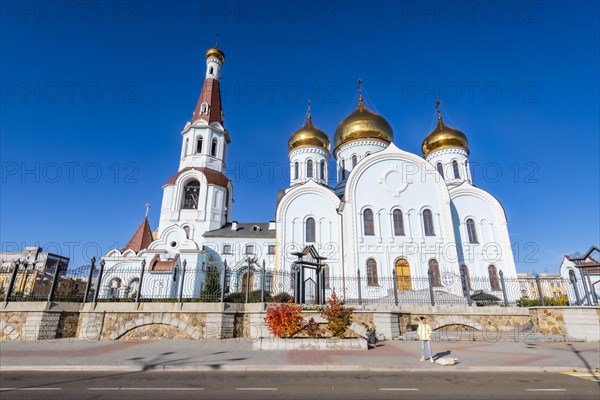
[395,258,411,291]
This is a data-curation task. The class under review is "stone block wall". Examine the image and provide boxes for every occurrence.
[1,303,598,342]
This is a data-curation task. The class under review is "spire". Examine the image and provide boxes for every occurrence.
[435,99,442,122]
[305,99,312,127]
[357,78,365,111]
[192,43,225,125]
[121,215,153,254]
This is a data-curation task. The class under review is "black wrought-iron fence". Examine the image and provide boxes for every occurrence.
[0,258,596,307]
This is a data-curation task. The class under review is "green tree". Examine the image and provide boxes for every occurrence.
[201,267,222,302]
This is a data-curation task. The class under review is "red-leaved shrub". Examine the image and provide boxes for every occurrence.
[264,301,305,338]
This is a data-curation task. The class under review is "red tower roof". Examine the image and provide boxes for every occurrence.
[121,217,153,254]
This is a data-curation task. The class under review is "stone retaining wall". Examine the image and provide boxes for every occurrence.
[1,302,598,342]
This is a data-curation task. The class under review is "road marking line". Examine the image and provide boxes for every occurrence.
[380,388,419,391]
[236,388,278,391]
[3,388,63,391]
[526,389,566,391]
[88,388,204,391]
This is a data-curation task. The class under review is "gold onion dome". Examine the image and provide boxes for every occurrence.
[333,96,393,154]
[421,115,469,156]
[288,114,331,152]
[206,46,225,63]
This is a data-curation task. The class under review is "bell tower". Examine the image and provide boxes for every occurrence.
[156,40,233,241]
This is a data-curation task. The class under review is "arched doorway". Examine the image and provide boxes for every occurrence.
[395,258,411,290]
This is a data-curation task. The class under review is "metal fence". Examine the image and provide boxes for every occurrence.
[1,258,598,307]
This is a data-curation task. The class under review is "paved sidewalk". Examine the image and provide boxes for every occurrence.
[1,339,598,372]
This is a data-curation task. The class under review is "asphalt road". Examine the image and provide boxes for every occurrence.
[1,371,598,400]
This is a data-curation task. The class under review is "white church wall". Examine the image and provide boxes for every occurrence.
[449,185,517,279]
[344,145,460,282]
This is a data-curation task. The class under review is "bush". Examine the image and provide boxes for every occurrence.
[272,292,294,303]
[223,290,273,303]
[264,301,306,338]
[304,317,320,338]
[517,294,570,307]
[321,291,354,337]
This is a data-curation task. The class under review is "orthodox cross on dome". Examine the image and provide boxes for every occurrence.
[145,203,151,217]
[215,33,219,48]
[357,78,365,111]
[435,99,442,119]
[305,99,312,126]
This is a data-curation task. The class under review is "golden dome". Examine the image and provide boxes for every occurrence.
[206,47,225,63]
[288,114,331,152]
[422,115,469,156]
[333,98,393,154]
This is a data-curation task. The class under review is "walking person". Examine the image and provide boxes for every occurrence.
[417,316,434,363]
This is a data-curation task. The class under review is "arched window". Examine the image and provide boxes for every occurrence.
[352,154,357,168]
[366,258,378,286]
[460,264,471,291]
[393,209,405,236]
[320,161,325,180]
[322,265,330,289]
[305,217,316,242]
[466,218,478,243]
[211,138,218,157]
[423,209,435,236]
[452,160,461,179]
[341,159,346,180]
[363,208,374,236]
[488,265,500,290]
[428,259,441,287]
[307,160,313,178]
[464,160,469,176]
[294,162,299,180]
[568,269,577,283]
[196,137,203,154]
[183,226,191,239]
[209,66,214,75]
[436,162,444,178]
[182,179,200,209]
[184,138,189,155]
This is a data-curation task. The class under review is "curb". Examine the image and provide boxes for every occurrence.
[0,365,591,373]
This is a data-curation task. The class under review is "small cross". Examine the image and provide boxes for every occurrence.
[145,203,151,217]
[435,99,442,117]
[358,78,363,99]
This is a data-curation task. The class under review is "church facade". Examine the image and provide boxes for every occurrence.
[99,44,517,302]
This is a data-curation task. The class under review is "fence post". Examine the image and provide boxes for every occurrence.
[178,260,186,303]
[4,259,21,305]
[357,269,363,305]
[83,257,96,303]
[244,261,251,304]
[392,269,399,306]
[93,260,105,303]
[136,259,146,304]
[428,271,435,306]
[47,260,62,302]
[260,264,266,304]
[220,260,227,303]
[535,274,545,306]
[499,270,509,306]
[460,266,472,306]
[569,274,582,306]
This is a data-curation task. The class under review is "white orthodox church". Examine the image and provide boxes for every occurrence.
[99,44,517,301]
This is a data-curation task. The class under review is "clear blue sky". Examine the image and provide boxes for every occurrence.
[1,1,599,274]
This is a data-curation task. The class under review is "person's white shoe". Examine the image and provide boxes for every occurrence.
[420,357,424,362]
[430,358,435,363]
